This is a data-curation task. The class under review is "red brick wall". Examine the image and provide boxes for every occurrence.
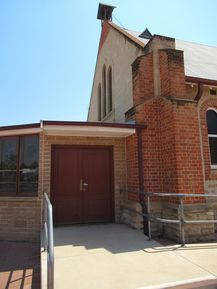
[158,98,178,194]
[132,53,154,106]
[126,134,139,201]
[172,100,205,202]
[128,45,206,204]
[159,49,186,98]
[136,101,163,194]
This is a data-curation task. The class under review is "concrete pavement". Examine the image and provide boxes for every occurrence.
[41,224,217,289]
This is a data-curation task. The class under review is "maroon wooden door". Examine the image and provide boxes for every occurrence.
[51,146,113,224]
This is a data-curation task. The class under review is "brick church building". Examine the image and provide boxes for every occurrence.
[0,3,216,243]
[88,3,217,242]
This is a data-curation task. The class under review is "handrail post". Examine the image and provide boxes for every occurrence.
[43,193,54,289]
[147,194,151,240]
[44,196,48,252]
[47,202,54,289]
[180,196,185,246]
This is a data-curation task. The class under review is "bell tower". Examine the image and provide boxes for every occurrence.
[97,3,116,21]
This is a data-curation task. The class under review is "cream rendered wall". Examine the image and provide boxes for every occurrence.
[88,27,144,123]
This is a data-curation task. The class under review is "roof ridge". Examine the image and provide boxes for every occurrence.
[116,24,217,49]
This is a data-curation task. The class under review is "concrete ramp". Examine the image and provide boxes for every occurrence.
[41,224,217,289]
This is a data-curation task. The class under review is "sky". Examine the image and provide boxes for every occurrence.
[1,0,217,126]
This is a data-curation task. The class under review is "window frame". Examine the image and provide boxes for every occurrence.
[0,134,39,197]
[206,108,217,169]
[102,64,107,118]
[107,66,113,113]
[98,83,102,121]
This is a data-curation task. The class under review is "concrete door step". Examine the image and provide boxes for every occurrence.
[139,276,217,289]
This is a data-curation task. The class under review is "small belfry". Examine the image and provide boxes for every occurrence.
[97,3,116,21]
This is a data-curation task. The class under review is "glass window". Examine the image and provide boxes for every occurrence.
[206,110,217,166]
[209,137,217,165]
[102,65,106,118]
[0,135,39,196]
[0,137,17,195]
[108,67,113,113]
[19,135,39,194]
[98,84,102,121]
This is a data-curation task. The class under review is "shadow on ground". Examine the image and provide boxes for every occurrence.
[53,223,153,253]
[53,223,217,254]
[0,241,40,289]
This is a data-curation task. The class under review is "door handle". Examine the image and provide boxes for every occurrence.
[80,179,83,191]
[80,179,88,191]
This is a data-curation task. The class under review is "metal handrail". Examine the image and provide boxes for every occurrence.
[126,191,217,246]
[43,193,54,289]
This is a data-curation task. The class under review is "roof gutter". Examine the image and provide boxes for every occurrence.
[185,76,217,101]
[194,82,204,101]
[185,76,217,86]
[42,120,146,130]
[136,128,148,235]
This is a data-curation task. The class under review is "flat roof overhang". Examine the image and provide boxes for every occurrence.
[0,121,146,138]
[43,121,146,137]
[0,123,41,136]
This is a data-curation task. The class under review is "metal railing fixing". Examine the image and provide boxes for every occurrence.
[136,192,217,246]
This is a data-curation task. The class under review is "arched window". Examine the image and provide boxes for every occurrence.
[98,84,101,121]
[102,65,106,118]
[206,109,217,166]
[107,66,113,113]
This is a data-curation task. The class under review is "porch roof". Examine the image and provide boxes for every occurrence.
[0,121,146,138]
[43,121,144,137]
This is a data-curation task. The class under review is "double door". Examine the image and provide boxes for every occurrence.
[51,146,113,224]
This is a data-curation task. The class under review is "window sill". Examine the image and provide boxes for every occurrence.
[211,165,217,170]
[102,109,115,121]
[0,196,40,202]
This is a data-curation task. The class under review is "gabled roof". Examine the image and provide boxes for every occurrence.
[108,22,217,82]
[108,22,149,48]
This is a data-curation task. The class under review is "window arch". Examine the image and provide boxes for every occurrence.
[102,65,106,118]
[98,84,102,121]
[206,109,217,165]
[107,66,113,113]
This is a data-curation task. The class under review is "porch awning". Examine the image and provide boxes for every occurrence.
[42,121,140,137]
[0,121,146,138]
[0,123,41,136]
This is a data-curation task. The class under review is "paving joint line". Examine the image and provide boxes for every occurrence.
[173,249,217,278]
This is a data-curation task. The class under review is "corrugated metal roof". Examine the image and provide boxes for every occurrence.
[124,28,217,81]
[176,40,217,81]
[123,28,149,46]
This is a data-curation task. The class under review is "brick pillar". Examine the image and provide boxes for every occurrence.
[157,50,214,242]
[129,44,215,242]
[172,101,205,198]
[157,48,204,199]
[132,53,154,106]
[159,49,186,98]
